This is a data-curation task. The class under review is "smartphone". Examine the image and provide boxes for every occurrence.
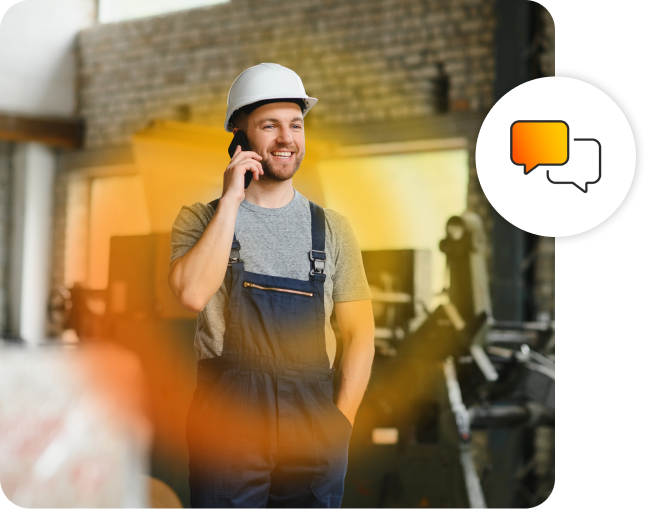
[228,130,254,189]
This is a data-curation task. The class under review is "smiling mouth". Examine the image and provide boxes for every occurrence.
[270,150,294,161]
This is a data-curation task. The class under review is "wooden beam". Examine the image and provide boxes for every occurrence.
[59,145,134,172]
[0,112,84,149]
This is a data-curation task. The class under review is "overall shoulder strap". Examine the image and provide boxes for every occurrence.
[309,201,326,279]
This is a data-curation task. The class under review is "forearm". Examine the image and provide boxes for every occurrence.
[335,330,375,425]
[168,197,239,312]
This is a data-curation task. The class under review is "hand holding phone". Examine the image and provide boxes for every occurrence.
[228,130,256,189]
[222,131,263,203]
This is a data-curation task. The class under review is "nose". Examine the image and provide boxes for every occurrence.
[276,124,294,146]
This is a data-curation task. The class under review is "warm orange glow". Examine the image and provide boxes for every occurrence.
[59,122,472,473]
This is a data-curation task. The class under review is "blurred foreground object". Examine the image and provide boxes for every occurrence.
[147,476,182,508]
[0,344,151,507]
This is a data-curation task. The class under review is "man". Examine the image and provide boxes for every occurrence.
[168,63,374,508]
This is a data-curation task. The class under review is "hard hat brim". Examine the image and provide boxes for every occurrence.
[225,95,318,132]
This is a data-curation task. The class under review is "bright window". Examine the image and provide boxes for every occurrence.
[87,176,151,289]
[317,149,469,297]
[98,0,230,24]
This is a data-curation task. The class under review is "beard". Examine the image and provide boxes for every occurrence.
[260,156,303,181]
[250,141,304,182]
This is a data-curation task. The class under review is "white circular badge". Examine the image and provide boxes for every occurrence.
[476,77,635,237]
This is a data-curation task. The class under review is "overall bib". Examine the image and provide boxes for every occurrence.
[186,199,353,508]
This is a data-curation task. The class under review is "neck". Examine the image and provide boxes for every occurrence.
[244,178,295,208]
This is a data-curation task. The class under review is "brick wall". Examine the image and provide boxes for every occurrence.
[77,0,496,148]
[73,0,555,319]
[538,6,555,80]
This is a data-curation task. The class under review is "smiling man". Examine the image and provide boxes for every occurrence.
[167,63,375,508]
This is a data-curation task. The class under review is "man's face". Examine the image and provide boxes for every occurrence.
[240,102,305,182]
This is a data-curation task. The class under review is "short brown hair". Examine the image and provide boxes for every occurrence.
[231,109,249,132]
[231,98,305,132]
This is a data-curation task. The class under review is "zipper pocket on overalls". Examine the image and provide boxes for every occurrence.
[243,281,313,297]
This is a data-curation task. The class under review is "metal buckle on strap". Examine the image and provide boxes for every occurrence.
[309,249,326,275]
[229,243,242,265]
[310,249,326,260]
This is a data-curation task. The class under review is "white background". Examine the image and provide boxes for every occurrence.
[476,77,636,237]
[98,0,228,24]
[0,0,94,115]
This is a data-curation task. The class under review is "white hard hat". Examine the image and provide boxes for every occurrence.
[224,63,318,132]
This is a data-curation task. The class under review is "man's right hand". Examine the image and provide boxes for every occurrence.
[169,146,262,313]
[223,145,264,203]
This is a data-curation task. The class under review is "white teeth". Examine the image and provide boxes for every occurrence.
[272,151,291,157]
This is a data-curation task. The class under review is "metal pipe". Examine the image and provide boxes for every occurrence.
[443,357,488,508]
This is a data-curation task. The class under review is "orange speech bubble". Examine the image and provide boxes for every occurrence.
[511,121,569,174]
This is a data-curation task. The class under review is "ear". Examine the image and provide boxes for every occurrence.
[232,127,239,134]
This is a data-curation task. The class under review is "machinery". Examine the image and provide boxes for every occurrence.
[57,211,554,508]
[342,212,554,508]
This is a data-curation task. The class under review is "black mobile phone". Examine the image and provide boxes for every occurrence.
[228,130,254,189]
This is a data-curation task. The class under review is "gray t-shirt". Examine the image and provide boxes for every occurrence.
[170,190,372,367]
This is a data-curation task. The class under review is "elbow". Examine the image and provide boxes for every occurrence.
[178,296,206,313]
[177,292,206,313]
[168,271,206,313]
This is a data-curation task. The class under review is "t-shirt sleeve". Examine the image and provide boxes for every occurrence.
[170,202,214,263]
[327,211,372,302]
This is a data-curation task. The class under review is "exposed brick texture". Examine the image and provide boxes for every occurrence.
[539,6,555,78]
[72,0,555,319]
[77,0,496,148]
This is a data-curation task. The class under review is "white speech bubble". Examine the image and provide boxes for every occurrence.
[0,0,26,25]
[546,138,601,193]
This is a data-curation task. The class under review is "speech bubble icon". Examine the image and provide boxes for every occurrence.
[547,138,601,193]
[510,120,569,174]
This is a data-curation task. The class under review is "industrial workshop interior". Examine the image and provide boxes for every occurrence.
[0,0,555,507]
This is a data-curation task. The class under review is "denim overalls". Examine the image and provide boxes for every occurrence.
[186,199,353,508]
